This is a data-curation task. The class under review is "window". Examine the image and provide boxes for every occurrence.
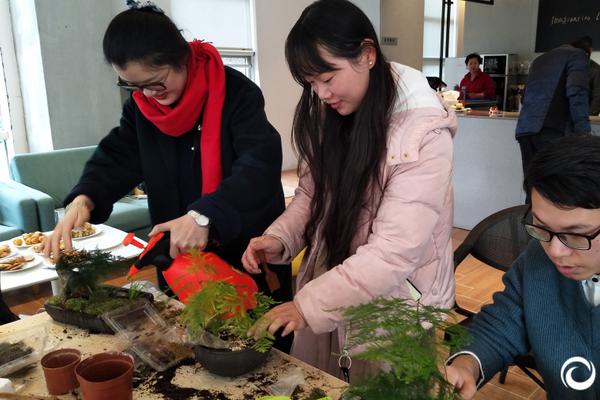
[170,0,256,81]
[422,0,458,78]
[0,48,12,180]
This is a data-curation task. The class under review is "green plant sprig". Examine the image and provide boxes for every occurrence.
[339,297,469,400]
[182,280,277,352]
[55,250,125,299]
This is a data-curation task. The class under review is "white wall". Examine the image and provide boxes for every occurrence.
[380,0,424,69]
[462,0,538,61]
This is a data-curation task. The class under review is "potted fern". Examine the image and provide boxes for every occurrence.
[45,250,151,333]
[181,259,277,377]
[339,297,469,400]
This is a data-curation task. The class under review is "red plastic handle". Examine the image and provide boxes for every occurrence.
[122,232,145,248]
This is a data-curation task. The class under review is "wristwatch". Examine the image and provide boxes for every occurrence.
[187,210,210,228]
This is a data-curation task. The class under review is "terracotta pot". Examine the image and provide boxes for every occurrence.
[193,345,270,377]
[75,352,134,400]
[41,348,81,395]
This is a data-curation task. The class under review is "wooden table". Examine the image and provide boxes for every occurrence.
[0,313,347,399]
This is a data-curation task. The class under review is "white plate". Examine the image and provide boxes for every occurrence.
[0,256,42,273]
[74,235,122,251]
[71,225,103,241]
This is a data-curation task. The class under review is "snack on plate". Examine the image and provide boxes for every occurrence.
[0,255,35,271]
[33,240,65,254]
[71,222,96,238]
[13,231,45,246]
[0,245,10,258]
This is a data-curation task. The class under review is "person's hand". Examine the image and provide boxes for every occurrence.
[444,355,480,399]
[247,301,306,339]
[148,214,209,259]
[241,235,285,274]
[42,195,93,262]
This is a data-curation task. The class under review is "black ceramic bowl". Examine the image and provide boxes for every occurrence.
[192,345,270,377]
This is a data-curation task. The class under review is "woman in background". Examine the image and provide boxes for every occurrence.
[242,0,456,378]
[458,53,496,100]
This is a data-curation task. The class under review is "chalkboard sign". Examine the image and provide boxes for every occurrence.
[536,0,600,52]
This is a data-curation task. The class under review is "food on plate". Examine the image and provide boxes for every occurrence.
[71,223,96,239]
[33,240,65,254]
[13,231,45,246]
[0,245,10,258]
[0,255,35,271]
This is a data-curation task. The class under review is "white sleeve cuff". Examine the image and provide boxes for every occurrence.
[446,351,485,388]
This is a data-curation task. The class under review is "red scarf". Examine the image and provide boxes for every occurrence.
[133,40,225,195]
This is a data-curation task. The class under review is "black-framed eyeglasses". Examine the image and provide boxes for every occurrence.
[116,67,170,92]
[521,207,600,251]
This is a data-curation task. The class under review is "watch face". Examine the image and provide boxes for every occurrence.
[189,211,209,226]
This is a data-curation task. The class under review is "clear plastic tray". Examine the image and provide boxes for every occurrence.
[102,300,191,371]
[0,324,49,377]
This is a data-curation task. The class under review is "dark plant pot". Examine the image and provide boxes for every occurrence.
[192,344,270,377]
[41,348,81,395]
[44,288,153,334]
[75,352,134,400]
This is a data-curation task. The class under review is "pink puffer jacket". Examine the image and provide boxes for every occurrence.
[266,63,457,336]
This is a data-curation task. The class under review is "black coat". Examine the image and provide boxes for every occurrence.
[66,67,291,302]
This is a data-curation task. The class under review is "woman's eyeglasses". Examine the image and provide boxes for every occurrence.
[117,68,170,92]
[521,207,600,250]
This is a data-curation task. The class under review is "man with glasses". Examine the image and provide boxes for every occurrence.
[446,135,600,399]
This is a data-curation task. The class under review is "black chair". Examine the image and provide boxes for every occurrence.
[453,205,545,390]
[0,277,18,325]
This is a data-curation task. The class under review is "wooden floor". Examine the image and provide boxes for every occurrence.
[1,171,547,399]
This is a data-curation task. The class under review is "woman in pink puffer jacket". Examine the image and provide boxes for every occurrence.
[242,0,457,378]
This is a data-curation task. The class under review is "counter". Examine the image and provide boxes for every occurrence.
[453,111,600,229]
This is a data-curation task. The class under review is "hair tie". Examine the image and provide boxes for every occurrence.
[126,0,164,13]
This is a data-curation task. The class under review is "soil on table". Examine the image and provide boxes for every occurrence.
[133,356,334,400]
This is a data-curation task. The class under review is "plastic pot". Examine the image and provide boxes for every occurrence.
[75,352,134,400]
[193,344,270,377]
[41,348,81,395]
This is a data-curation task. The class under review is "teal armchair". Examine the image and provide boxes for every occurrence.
[0,180,39,241]
[9,146,151,238]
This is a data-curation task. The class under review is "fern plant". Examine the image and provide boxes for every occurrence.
[55,249,125,299]
[182,252,276,352]
[340,297,469,400]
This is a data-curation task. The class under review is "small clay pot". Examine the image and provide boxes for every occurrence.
[75,352,134,400]
[41,348,81,395]
[193,345,270,377]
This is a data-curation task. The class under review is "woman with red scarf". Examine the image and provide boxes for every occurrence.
[42,4,292,349]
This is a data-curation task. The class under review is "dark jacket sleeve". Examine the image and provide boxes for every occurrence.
[457,253,530,382]
[64,99,144,224]
[566,52,591,134]
[187,83,283,244]
[589,61,600,116]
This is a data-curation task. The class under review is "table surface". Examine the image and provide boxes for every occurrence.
[0,313,347,399]
[0,225,146,292]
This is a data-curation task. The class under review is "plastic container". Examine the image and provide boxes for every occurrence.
[0,324,49,377]
[102,300,191,371]
[45,286,153,334]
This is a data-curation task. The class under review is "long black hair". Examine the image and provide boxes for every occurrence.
[285,0,397,269]
[103,6,189,69]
